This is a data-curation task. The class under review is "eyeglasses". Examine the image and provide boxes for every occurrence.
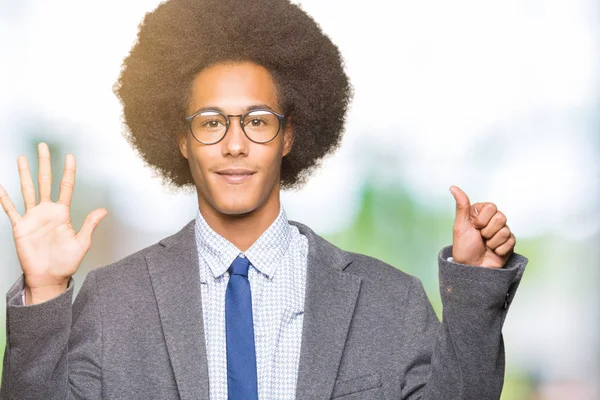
[184,109,285,145]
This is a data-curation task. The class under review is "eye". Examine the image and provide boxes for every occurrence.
[244,110,276,130]
[203,119,224,128]
[195,111,227,130]
[248,118,266,127]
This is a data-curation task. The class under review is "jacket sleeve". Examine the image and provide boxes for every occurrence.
[400,245,528,400]
[0,269,102,400]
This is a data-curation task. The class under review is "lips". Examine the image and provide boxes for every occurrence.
[215,168,256,175]
[215,168,256,184]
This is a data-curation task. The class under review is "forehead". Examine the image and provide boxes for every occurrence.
[188,62,280,113]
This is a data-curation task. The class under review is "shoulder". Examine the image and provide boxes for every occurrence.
[289,220,419,294]
[344,249,415,284]
[89,219,196,282]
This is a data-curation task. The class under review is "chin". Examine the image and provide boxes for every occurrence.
[213,198,260,217]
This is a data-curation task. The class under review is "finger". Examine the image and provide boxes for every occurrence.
[494,233,516,257]
[37,142,52,203]
[76,208,108,251]
[58,154,76,207]
[449,185,471,225]
[0,184,22,227]
[480,211,507,239]
[472,202,498,229]
[469,202,484,219]
[485,225,511,249]
[17,156,37,211]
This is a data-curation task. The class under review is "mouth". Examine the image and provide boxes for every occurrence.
[215,169,256,184]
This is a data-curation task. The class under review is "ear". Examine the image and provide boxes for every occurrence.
[282,120,294,157]
[178,133,189,160]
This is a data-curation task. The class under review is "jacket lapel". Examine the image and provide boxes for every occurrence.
[145,220,210,400]
[291,221,363,399]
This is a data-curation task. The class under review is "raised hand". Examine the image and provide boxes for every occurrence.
[0,143,107,304]
[449,185,515,268]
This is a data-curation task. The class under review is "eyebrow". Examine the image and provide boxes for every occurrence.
[189,104,277,115]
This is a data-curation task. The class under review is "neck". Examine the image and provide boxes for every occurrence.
[197,193,281,252]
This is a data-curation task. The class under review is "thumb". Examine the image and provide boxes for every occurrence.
[77,208,108,251]
[449,185,471,225]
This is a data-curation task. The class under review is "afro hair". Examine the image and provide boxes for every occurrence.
[113,0,352,191]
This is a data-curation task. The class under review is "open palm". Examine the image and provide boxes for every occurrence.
[0,143,106,294]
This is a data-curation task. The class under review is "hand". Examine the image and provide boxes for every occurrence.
[449,185,515,268]
[0,142,107,304]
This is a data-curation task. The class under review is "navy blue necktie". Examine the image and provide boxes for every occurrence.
[225,255,258,400]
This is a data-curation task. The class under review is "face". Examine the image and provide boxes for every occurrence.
[178,62,294,219]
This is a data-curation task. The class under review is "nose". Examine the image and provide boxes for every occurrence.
[222,116,249,157]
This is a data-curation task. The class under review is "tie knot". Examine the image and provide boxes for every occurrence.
[229,256,250,277]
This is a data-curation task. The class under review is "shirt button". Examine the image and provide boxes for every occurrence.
[503,292,510,309]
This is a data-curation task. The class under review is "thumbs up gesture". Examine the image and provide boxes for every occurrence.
[449,186,516,269]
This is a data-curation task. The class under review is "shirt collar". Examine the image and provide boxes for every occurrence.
[194,203,293,282]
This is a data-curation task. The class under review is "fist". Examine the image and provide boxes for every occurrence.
[449,185,516,268]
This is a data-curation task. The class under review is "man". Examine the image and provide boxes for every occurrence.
[0,0,526,399]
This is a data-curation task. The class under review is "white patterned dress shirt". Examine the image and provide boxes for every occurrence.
[195,204,308,400]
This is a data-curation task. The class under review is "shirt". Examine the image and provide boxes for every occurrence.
[195,204,308,400]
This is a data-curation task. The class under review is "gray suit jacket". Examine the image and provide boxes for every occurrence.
[1,219,527,400]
